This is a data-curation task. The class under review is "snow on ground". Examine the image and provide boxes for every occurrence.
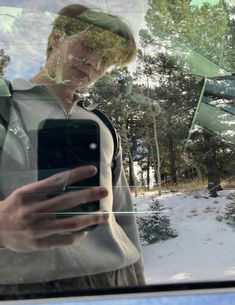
[133,189,235,284]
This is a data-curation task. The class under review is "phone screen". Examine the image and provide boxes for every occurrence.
[37,119,100,220]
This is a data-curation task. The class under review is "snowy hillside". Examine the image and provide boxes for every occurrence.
[133,189,235,284]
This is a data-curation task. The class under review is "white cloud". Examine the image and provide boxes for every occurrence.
[0,1,146,80]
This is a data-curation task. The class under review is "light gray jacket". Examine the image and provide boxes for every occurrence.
[0,79,145,285]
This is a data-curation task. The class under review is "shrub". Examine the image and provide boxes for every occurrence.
[137,197,178,245]
[224,198,235,226]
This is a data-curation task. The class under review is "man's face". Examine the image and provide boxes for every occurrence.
[46,33,113,88]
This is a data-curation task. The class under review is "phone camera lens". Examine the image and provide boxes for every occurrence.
[89,143,97,150]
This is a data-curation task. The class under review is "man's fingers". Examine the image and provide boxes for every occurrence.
[26,211,108,238]
[19,166,97,197]
[29,187,108,215]
[47,211,109,234]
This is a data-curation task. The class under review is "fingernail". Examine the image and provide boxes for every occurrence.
[99,187,108,196]
[101,210,109,221]
[88,166,97,175]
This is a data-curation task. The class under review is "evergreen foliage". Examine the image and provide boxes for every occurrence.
[0,49,10,77]
[137,197,178,244]
[224,196,235,225]
[87,1,234,188]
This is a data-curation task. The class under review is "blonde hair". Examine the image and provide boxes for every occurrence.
[47,4,137,67]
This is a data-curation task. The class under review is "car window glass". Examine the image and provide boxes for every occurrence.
[0,0,234,300]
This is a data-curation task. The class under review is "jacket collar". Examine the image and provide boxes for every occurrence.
[11,78,43,91]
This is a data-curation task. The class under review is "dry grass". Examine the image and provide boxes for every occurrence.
[222,178,235,189]
[203,206,213,213]
[190,208,198,216]
[160,180,207,193]
[130,178,235,196]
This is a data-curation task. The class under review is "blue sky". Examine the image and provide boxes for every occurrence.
[0,1,145,81]
[0,0,231,81]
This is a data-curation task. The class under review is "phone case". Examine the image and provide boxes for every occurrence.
[37,119,100,228]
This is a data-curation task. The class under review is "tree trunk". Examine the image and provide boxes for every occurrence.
[146,77,162,196]
[128,154,135,186]
[147,152,151,191]
[196,166,203,181]
[149,141,158,186]
[152,110,162,196]
[203,132,222,197]
[122,127,138,197]
[168,135,177,183]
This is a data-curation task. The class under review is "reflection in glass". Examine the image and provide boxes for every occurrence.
[0,3,144,298]
[0,0,235,300]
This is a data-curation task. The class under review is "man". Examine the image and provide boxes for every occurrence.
[0,4,145,294]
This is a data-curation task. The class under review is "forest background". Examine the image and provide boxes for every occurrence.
[90,0,235,196]
[0,0,235,196]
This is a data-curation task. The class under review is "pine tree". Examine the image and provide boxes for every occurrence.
[0,49,10,77]
[137,197,177,244]
[224,197,235,225]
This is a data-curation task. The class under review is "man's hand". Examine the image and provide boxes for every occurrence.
[0,166,108,252]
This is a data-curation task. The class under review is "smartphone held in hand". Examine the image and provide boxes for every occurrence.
[37,119,100,220]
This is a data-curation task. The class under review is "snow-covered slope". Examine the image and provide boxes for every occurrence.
[133,189,235,284]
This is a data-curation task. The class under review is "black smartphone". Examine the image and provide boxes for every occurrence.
[37,119,100,223]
